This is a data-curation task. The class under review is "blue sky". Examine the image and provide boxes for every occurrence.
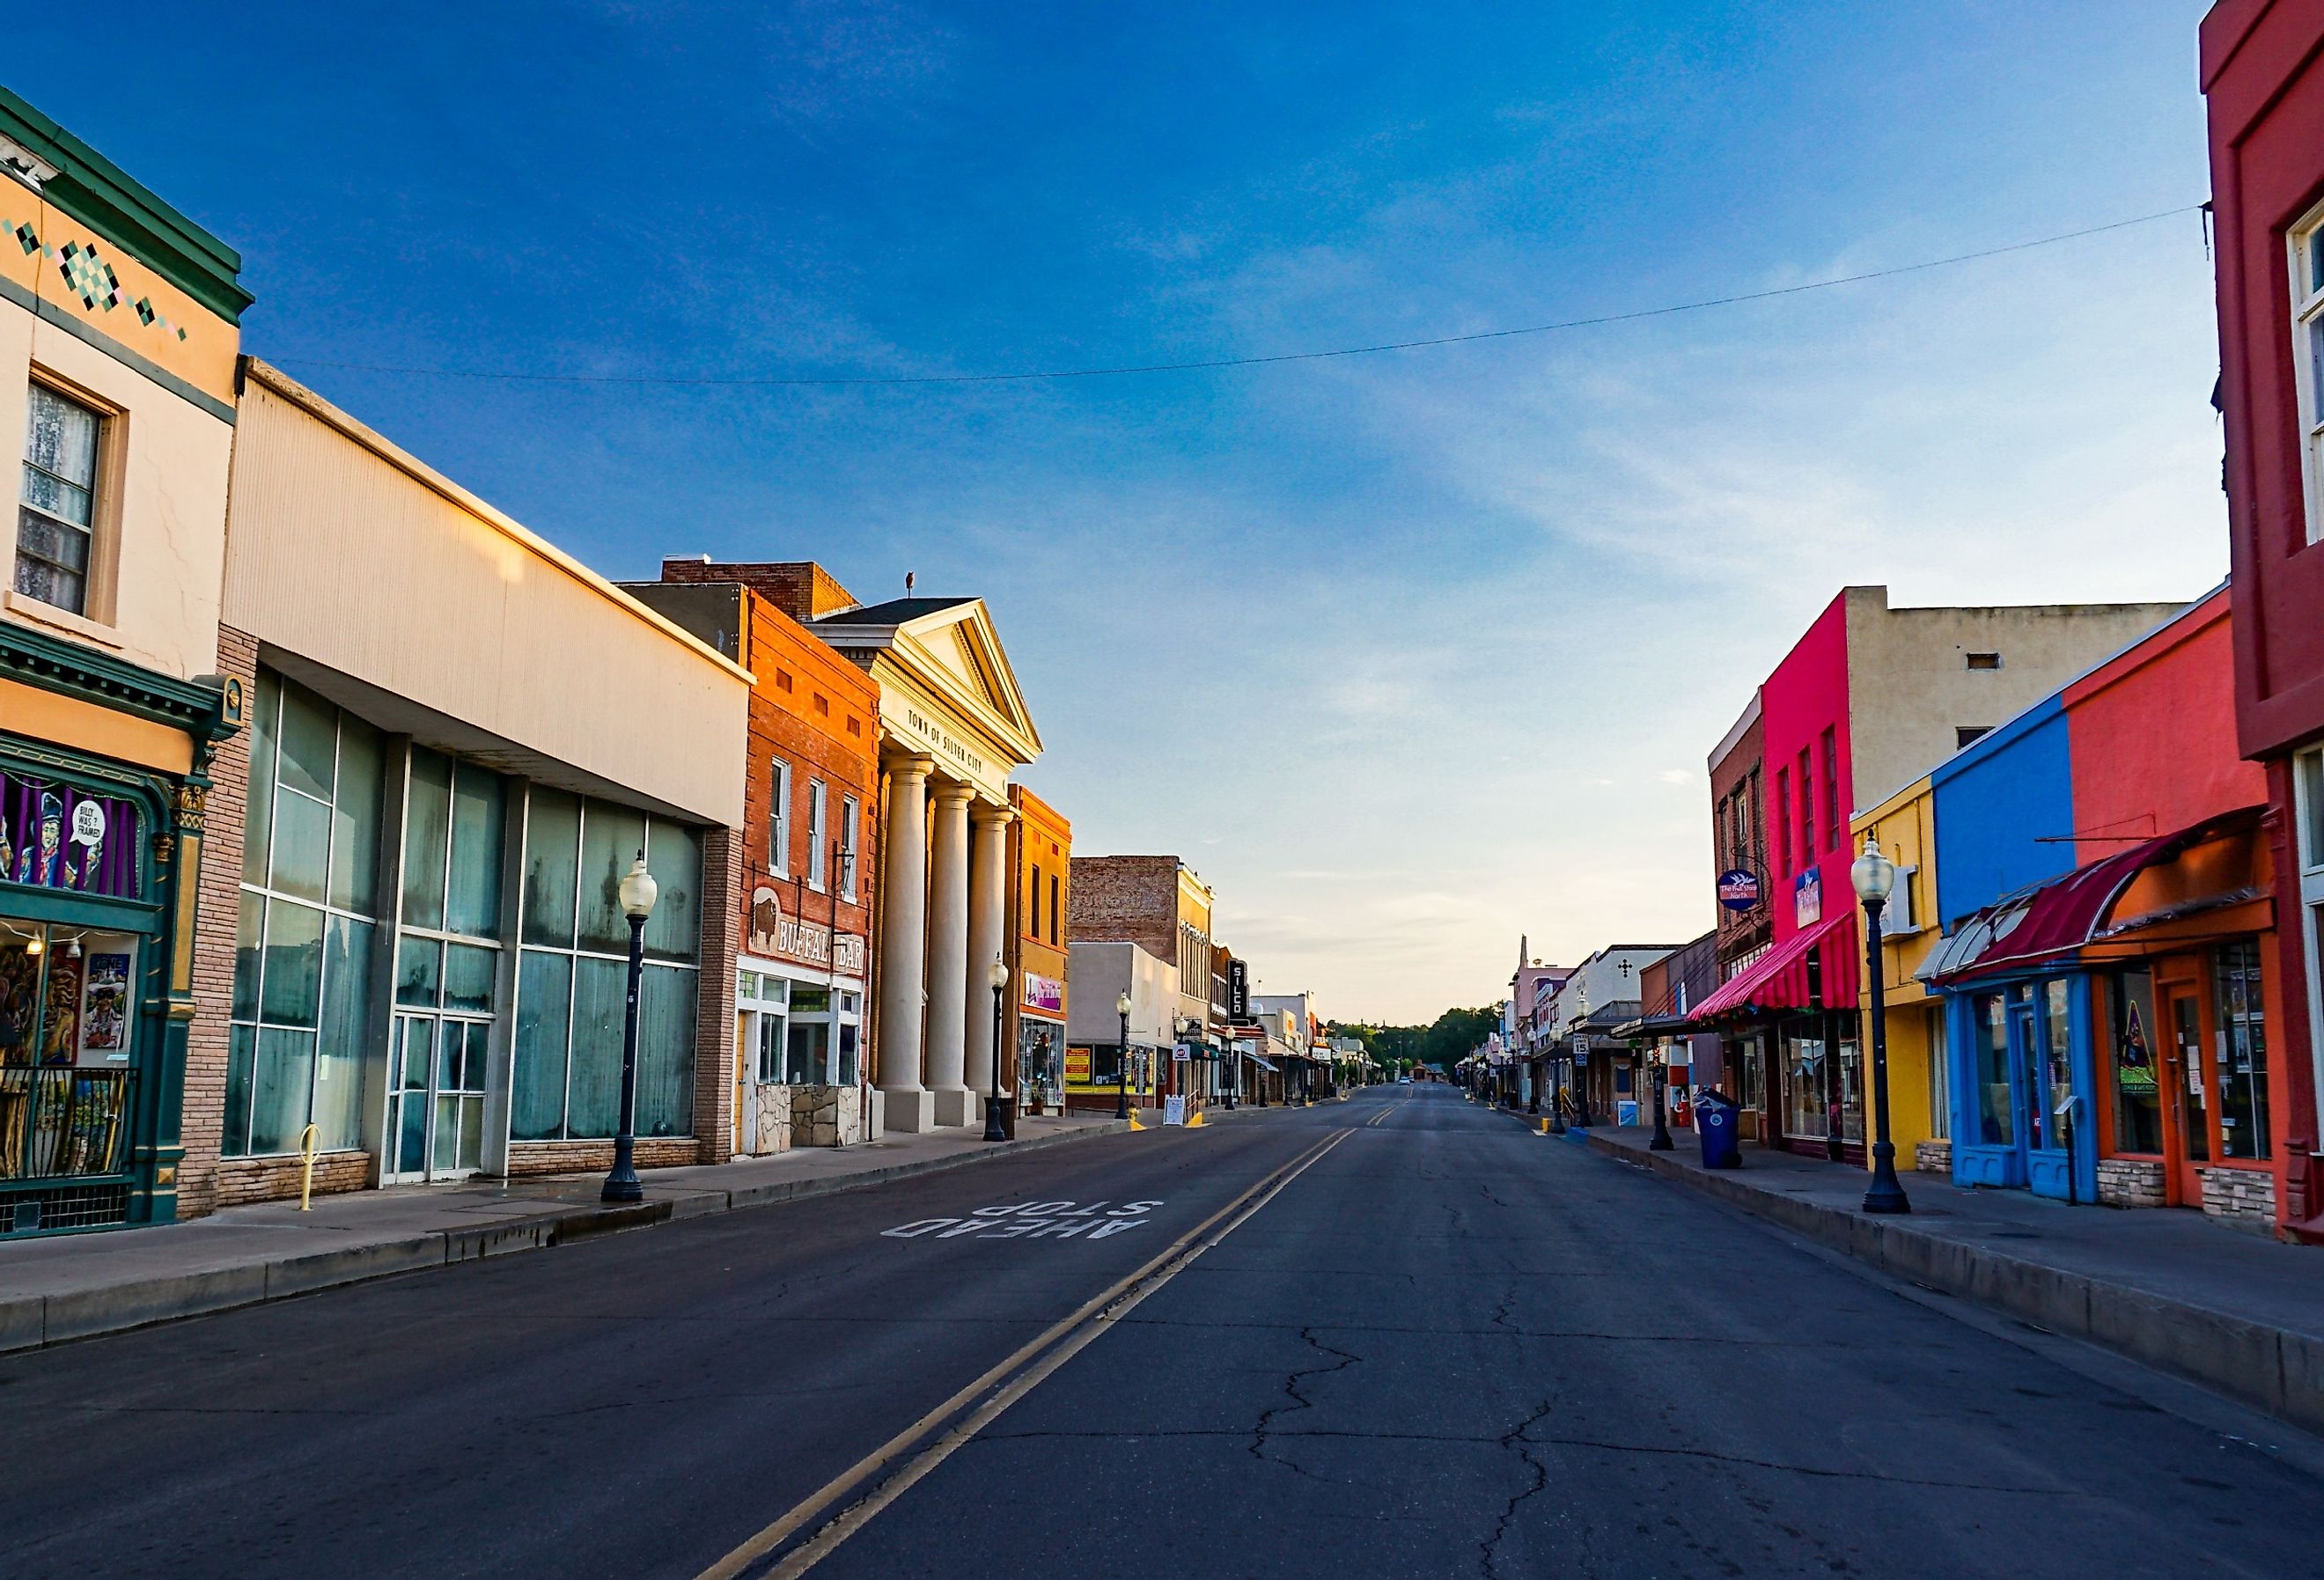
[19,2,2225,1020]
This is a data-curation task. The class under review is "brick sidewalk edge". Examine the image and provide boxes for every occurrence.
[1,1120,1132,1355]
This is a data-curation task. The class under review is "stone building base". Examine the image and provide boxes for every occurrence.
[504,1137,702,1176]
[884,1087,936,1133]
[790,1084,866,1147]
[1913,1140,1951,1175]
[750,1084,793,1156]
[2097,1157,2167,1209]
[2198,1165,2277,1231]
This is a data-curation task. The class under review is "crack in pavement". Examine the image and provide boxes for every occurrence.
[1249,1326,1365,1485]
[1481,1398,1560,1580]
[972,1426,2092,1496]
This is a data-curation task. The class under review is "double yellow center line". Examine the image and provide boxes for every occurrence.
[695,1125,1355,1580]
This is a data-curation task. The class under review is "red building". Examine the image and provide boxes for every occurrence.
[2202,0,2324,1238]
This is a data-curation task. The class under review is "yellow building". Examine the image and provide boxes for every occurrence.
[1852,776,1949,1174]
[1006,785,1069,1112]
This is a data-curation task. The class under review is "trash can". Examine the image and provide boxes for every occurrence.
[1695,1091,1741,1170]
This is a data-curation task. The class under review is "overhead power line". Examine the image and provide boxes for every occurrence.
[274,204,2201,390]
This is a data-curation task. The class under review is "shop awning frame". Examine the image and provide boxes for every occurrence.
[1923,806,2266,988]
[1683,909,1858,1026]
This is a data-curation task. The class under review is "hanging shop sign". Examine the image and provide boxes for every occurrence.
[1792,867,1822,929]
[1717,869,1761,912]
[0,771,143,900]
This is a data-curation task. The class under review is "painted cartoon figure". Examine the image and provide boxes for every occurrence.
[14,793,63,887]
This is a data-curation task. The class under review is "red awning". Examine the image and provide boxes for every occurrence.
[1924,807,2265,987]
[1688,909,1857,1024]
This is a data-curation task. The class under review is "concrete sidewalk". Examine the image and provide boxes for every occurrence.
[1541,1113,2324,1434]
[0,1113,1129,1355]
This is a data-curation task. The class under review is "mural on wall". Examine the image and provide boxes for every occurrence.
[0,774,140,900]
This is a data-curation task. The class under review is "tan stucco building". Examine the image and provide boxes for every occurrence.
[185,362,750,1210]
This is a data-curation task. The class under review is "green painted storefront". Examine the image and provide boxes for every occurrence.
[0,620,235,1236]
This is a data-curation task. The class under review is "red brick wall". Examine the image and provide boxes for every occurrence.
[213,1150,371,1209]
[180,622,260,1219]
[507,1137,700,1177]
[1067,856,1180,962]
[693,825,741,1162]
[661,559,858,622]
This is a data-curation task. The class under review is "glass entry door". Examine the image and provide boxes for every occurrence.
[386,1012,490,1183]
[2161,986,2211,1206]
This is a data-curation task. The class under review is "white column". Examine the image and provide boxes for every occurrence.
[878,756,936,1134]
[925,780,974,1126]
[965,799,1014,1111]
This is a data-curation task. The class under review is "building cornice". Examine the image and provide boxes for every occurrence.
[0,616,232,741]
[0,85,251,323]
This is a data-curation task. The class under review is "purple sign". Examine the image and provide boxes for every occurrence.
[1022,973,1064,1015]
[1716,869,1761,912]
[0,771,142,900]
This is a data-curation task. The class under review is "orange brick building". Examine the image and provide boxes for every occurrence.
[628,575,881,1150]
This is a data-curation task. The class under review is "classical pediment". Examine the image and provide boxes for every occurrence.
[813,596,1042,768]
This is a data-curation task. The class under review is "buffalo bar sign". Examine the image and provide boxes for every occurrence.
[748,886,867,975]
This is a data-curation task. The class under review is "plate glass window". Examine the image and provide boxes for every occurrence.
[224,671,384,1157]
[17,383,101,615]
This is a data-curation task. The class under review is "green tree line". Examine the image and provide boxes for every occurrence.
[1327,1004,1501,1075]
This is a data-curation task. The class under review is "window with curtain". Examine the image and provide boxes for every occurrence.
[807,780,827,890]
[225,670,384,1157]
[768,758,791,877]
[840,795,859,900]
[511,789,702,1139]
[18,381,102,616]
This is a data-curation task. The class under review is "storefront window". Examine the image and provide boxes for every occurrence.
[226,672,382,1157]
[2213,941,2270,1161]
[1836,1033,1863,1143]
[1973,993,2012,1145]
[2042,979,2074,1150]
[2107,968,2163,1154]
[741,973,788,1084]
[787,987,831,1084]
[1924,1009,1950,1140]
[1782,1020,1826,1139]
[511,790,701,1139]
[0,922,140,1179]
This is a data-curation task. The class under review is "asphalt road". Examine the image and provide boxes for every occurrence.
[4,1085,2320,1579]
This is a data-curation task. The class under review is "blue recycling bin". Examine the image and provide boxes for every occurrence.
[1695,1091,1741,1170]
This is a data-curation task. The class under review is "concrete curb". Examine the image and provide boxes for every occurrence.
[1578,1128,2324,1436]
[0,1120,1131,1356]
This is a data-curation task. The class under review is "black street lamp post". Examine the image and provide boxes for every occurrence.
[984,957,1011,1142]
[1853,834,1911,1215]
[1649,1044,1675,1150]
[600,850,658,1204]
[1114,990,1132,1121]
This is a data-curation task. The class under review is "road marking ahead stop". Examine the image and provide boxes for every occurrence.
[881,1200,1163,1241]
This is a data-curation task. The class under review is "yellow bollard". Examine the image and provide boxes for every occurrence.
[1186,1110,1206,1128]
[298,1122,319,1211]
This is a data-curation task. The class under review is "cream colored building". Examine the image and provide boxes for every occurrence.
[0,87,248,1236]
[187,361,751,1209]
